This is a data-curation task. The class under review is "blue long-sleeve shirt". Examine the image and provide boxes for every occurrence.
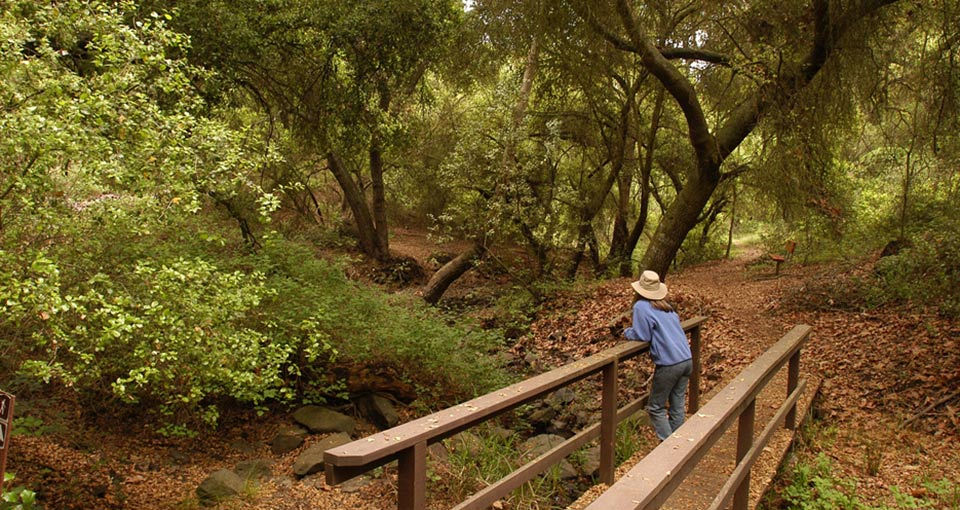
[623,300,692,367]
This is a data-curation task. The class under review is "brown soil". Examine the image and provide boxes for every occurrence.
[5,239,958,509]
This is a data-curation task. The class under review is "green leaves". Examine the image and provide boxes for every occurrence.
[1,0,274,247]
[1,472,37,510]
[15,256,278,429]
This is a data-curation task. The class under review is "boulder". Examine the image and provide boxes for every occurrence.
[521,434,578,480]
[446,431,484,457]
[235,459,273,480]
[427,443,449,462]
[353,393,400,430]
[271,424,309,454]
[527,406,558,427]
[270,433,305,455]
[340,475,372,493]
[196,469,244,505]
[579,445,602,478]
[229,439,259,455]
[292,433,352,477]
[551,388,577,405]
[292,406,356,435]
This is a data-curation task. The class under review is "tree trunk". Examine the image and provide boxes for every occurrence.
[698,198,726,249]
[207,190,260,250]
[615,86,663,277]
[640,169,720,277]
[327,152,386,260]
[369,140,390,261]
[607,79,642,274]
[567,222,591,280]
[725,182,737,259]
[568,73,638,280]
[421,38,540,303]
[422,242,486,305]
[369,82,392,261]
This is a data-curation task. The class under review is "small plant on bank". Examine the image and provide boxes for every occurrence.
[438,425,573,510]
[1,473,36,510]
[779,454,865,510]
[615,416,652,465]
[862,438,883,477]
[4,237,511,436]
[763,418,959,510]
[919,478,960,509]
[10,416,48,438]
[868,226,960,318]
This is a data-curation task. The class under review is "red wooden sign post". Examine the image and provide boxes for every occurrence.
[0,390,14,493]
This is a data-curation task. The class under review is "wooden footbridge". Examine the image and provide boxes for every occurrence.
[324,317,817,510]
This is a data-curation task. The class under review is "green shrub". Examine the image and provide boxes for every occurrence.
[250,239,511,403]
[615,417,652,465]
[869,224,960,317]
[780,454,866,510]
[10,252,302,435]
[2,237,509,434]
[769,452,956,510]
[440,426,572,510]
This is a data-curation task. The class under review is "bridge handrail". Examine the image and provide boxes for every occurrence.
[582,324,812,510]
[324,316,709,510]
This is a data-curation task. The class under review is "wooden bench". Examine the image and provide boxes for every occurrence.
[769,240,796,275]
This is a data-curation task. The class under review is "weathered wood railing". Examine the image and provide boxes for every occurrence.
[582,324,812,510]
[324,316,708,510]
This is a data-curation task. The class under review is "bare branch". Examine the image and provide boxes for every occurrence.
[658,46,731,66]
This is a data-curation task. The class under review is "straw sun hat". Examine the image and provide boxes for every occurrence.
[631,270,667,300]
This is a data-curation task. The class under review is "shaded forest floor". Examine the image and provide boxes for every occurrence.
[5,238,959,509]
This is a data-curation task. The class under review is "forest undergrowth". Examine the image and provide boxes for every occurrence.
[3,246,959,510]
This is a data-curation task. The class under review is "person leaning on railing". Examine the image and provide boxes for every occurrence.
[622,270,693,442]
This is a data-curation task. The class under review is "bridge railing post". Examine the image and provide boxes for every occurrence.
[398,441,427,510]
[733,398,756,510]
[327,317,708,510]
[785,350,800,430]
[689,324,702,413]
[600,359,618,485]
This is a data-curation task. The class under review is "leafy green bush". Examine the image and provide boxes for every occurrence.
[2,236,509,434]
[769,452,957,510]
[869,222,960,317]
[7,251,299,435]
[780,454,865,510]
[0,1,507,434]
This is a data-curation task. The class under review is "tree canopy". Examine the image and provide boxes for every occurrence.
[1,0,958,431]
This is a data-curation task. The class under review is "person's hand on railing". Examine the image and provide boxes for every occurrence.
[607,313,630,337]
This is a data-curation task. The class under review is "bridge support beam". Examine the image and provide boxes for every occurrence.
[690,326,702,413]
[600,360,619,485]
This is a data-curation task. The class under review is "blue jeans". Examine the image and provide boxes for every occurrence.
[647,359,692,441]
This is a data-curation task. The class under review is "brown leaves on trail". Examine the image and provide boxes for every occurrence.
[802,311,960,436]
[516,283,633,365]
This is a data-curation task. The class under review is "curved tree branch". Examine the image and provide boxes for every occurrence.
[614,0,721,175]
